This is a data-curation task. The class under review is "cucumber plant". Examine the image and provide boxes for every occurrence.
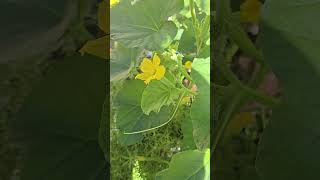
[95,0,210,179]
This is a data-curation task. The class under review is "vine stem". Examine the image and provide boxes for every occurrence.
[123,91,186,135]
[219,58,280,106]
[189,0,197,30]
[212,91,244,153]
[162,76,196,95]
[189,0,203,55]
[178,55,194,83]
[215,34,280,107]
[179,82,196,95]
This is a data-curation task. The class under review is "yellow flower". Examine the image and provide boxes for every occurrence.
[240,0,262,23]
[110,0,120,8]
[135,54,166,84]
[184,61,192,69]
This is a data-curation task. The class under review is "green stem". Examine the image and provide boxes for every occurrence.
[179,83,196,95]
[216,0,231,32]
[216,41,280,107]
[212,0,275,157]
[178,57,193,82]
[161,77,175,87]
[212,91,244,153]
[225,41,239,63]
[225,15,271,73]
[189,0,202,55]
[197,16,210,55]
[213,1,273,155]
[189,0,197,28]
[123,92,186,134]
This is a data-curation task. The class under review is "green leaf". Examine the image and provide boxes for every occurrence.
[115,80,173,134]
[256,1,320,179]
[79,36,109,59]
[179,19,197,54]
[191,57,210,150]
[14,55,107,180]
[155,169,169,180]
[156,149,210,180]
[179,16,210,58]
[141,78,179,115]
[181,109,197,149]
[110,43,142,81]
[198,45,210,58]
[111,0,183,50]
[199,15,210,45]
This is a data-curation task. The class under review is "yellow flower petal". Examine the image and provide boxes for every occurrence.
[110,0,120,8]
[184,61,192,69]
[135,72,152,81]
[140,58,156,74]
[136,54,165,84]
[152,54,161,66]
[154,65,165,80]
[135,72,154,84]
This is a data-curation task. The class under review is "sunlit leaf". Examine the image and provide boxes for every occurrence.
[190,57,210,150]
[141,79,180,115]
[156,149,210,180]
[115,80,173,134]
[111,0,183,50]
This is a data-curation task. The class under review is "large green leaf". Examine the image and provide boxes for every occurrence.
[0,0,76,62]
[155,149,210,180]
[15,55,107,180]
[115,80,173,134]
[179,19,197,54]
[256,1,320,179]
[141,78,180,115]
[110,43,142,81]
[190,57,210,150]
[101,85,143,150]
[110,0,183,50]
